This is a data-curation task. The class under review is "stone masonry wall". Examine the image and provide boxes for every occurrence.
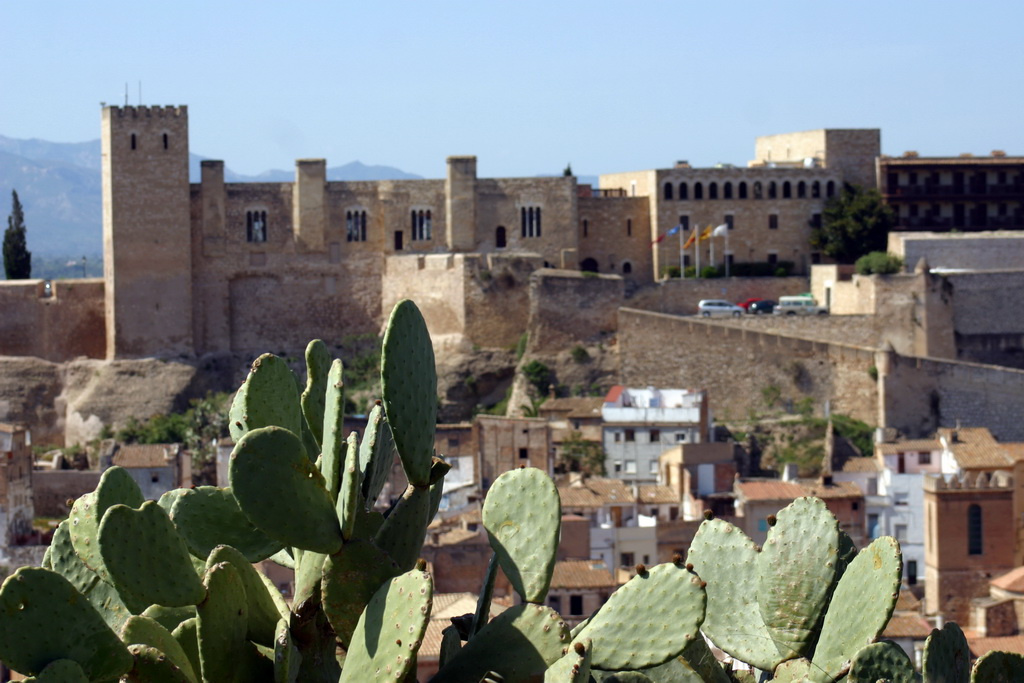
[32,470,102,517]
[528,270,624,352]
[0,280,105,361]
[627,276,810,316]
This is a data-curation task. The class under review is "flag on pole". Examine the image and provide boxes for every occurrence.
[651,224,681,245]
[712,223,729,237]
[698,225,714,242]
[683,230,697,249]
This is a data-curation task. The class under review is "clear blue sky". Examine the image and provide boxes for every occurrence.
[4,2,1022,179]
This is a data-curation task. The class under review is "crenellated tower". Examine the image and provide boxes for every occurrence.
[101,105,193,359]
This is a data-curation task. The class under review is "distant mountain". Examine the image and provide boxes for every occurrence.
[0,136,423,264]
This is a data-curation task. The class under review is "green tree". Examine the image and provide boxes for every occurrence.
[3,190,31,279]
[810,183,895,264]
[563,163,573,177]
[855,251,904,275]
[557,430,607,475]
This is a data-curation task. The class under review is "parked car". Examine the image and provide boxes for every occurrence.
[698,299,745,317]
[749,299,776,314]
[736,297,762,312]
[773,295,828,316]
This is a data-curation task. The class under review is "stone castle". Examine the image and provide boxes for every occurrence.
[93,105,879,360]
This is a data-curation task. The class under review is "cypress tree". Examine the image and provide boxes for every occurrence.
[3,190,31,279]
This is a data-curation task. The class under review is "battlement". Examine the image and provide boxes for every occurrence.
[107,105,187,118]
[924,470,1014,492]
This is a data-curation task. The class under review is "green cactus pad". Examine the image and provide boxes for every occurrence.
[229,425,343,554]
[337,431,361,540]
[771,657,815,682]
[68,466,145,583]
[374,484,431,572]
[122,644,195,683]
[268,547,295,569]
[98,501,206,607]
[229,353,304,443]
[81,569,134,631]
[338,566,433,683]
[482,467,561,603]
[142,604,196,633]
[273,617,301,683]
[686,518,783,670]
[321,538,401,648]
[170,486,282,562]
[22,659,89,682]
[971,649,1024,682]
[428,456,450,520]
[811,536,902,682]
[592,673,654,683]
[206,545,282,648]
[380,299,437,487]
[319,359,346,500]
[439,625,462,669]
[757,497,839,659]
[292,548,327,612]
[0,567,132,679]
[544,638,592,682]
[121,615,199,683]
[359,403,395,506]
[472,553,500,636]
[171,617,201,682]
[47,519,99,597]
[197,562,249,683]
[679,634,732,683]
[923,621,970,683]
[847,640,916,683]
[574,562,705,671]
[634,656,706,683]
[432,603,570,683]
[300,339,332,450]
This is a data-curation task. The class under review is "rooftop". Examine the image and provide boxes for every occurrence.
[939,427,1012,470]
[112,444,176,468]
[876,439,941,456]
[991,566,1024,594]
[550,560,616,590]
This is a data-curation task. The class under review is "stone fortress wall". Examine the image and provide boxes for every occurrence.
[0,279,105,361]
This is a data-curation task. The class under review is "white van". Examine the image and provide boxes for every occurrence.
[774,295,828,316]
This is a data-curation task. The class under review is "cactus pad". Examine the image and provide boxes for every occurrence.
[47,519,99,597]
[23,659,89,682]
[971,649,1024,682]
[229,353,304,444]
[757,497,839,659]
[847,641,916,683]
[300,339,332,449]
[687,518,782,670]
[321,539,401,648]
[338,566,433,683]
[380,299,437,487]
[0,567,132,680]
[359,403,395,507]
[206,544,282,647]
[68,466,145,583]
[544,638,592,682]
[337,431,361,540]
[196,562,249,683]
[374,484,431,572]
[121,615,199,683]
[170,486,282,562]
[122,644,195,683]
[923,621,970,683]
[98,501,206,607]
[811,536,902,682]
[433,603,570,683]
[574,562,706,671]
[318,358,346,500]
[230,425,343,554]
[482,467,561,603]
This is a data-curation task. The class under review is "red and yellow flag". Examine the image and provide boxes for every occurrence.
[683,231,697,249]
[698,225,714,242]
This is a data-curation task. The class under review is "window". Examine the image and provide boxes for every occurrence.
[738,182,748,199]
[768,182,777,199]
[162,133,169,150]
[968,504,983,555]
[679,183,688,200]
[410,209,432,241]
[827,181,836,197]
[548,596,562,612]
[613,432,621,443]
[769,215,778,230]
[521,206,542,237]
[679,215,690,232]
[346,210,367,242]
[664,182,674,200]
[569,595,584,616]
[906,560,918,585]
[581,219,588,238]
[767,252,778,266]
[797,181,806,198]
[614,461,622,473]
[649,460,658,474]
[919,451,931,465]
[247,210,268,243]
[496,226,507,248]
[725,214,734,230]
[131,133,137,150]
[724,182,733,199]
[624,429,635,442]
[625,460,637,474]
[753,182,763,199]
[627,219,632,236]
[694,182,703,200]
[519,448,528,460]
[894,492,909,506]
[811,213,822,229]
[620,552,634,567]
[675,432,687,442]
[812,181,821,198]
[709,182,718,200]
[650,429,660,443]
[783,181,792,198]
[894,524,907,542]
[622,261,632,274]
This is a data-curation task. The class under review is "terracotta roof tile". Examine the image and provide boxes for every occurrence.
[883,614,933,639]
[967,634,1024,658]
[113,444,175,468]
[1002,443,1024,463]
[895,589,922,612]
[876,440,941,455]
[550,560,616,590]
[540,397,603,418]
[558,478,635,508]
[434,528,482,546]
[991,566,1024,593]
[799,480,863,500]
[938,427,1012,470]
[638,484,678,504]
[839,456,882,473]
[735,480,805,501]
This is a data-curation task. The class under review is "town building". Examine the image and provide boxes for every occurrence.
[601,386,710,484]
[0,424,34,550]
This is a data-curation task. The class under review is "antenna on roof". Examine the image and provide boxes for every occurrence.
[124,83,128,106]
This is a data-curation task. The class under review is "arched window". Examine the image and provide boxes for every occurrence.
[739,182,748,199]
[827,181,836,198]
[622,261,633,274]
[346,210,367,242]
[162,133,169,150]
[627,219,632,236]
[783,181,791,199]
[694,182,703,200]
[679,183,688,200]
[664,182,674,200]
[753,182,763,199]
[496,226,507,248]
[580,257,599,273]
[968,504,983,555]
[709,182,718,200]
[130,133,137,150]
[724,182,733,199]
[247,210,268,243]
[768,182,777,199]
[797,181,806,198]
[812,181,821,198]
[582,219,589,238]
[522,206,542,237]
[411,209,432,241]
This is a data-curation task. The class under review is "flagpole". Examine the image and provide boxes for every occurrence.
[696,227,701,278]
[725,229,730,278]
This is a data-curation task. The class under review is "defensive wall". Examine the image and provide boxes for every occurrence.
[626,276,809,317]
[527,270,623,352]
[888,231,1024,272]
[31,470,102,517]
[0,279,105,362]
[944,270,1024,367]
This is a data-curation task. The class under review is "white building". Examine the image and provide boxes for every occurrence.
[601,386,710,484]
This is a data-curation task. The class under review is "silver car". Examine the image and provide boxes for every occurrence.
[697,299,744,317]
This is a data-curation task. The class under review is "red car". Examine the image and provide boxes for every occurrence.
[736,297,763,312]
